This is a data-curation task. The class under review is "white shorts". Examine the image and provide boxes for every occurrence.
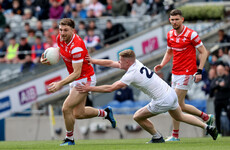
[171,74,194,90]
[147,88,179,114]
[69,74,96,93]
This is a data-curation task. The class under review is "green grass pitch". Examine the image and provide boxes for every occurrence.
[0,137,229,150]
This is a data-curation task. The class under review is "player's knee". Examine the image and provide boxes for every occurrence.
[179,104,186,112]
[62,105,69,114]
[133,114,141,122]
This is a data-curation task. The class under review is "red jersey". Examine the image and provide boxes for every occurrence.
[57,34,94,80]
[167,26,203,75]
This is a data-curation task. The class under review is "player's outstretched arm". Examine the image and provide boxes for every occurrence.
[86,55,120,68]
[76,81,127,93]
[154,49,173,72]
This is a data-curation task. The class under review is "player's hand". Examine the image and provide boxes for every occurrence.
[194,74,202,83]
[154,64,163,72]
[40,53,51,65]
[193,69,203,83]
[75,82,90,93]
[86,54,92,65]
[48,82,62,93]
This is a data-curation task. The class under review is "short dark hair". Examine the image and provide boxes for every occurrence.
[59,18,75,29]
[170,9,183,17]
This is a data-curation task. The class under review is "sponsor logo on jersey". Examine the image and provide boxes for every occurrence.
[194,37,200,43]
[176,37,180,43]
[73,53,81,58]
[182,37,186,42]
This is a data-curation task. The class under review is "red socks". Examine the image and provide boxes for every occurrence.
[97,109,107,117]
[172,129,179,138]
[200,112,209,121]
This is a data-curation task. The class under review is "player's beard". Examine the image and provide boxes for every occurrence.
[173,24,180,30]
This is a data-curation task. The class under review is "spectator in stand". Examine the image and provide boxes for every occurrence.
[24,0,35,16]
[87,20,102,36]
[69,0,77,9]
[146,0,164,16]
[131,0,147,17]
[27,29,36,46]
[44,35,57,49]
[0,6,6,31]
[210,63,230,136]
[49,20,58,35]
[36,20,44,34]
[87,0,105,17]
[11,0,23,16]
[87,9,96,18]
[0,38,6,63]
[76,3,87,19]
[84,28,101,53]
[5,35,19,64]
[218,29,230,51]
[82,0,92,8]
[49,0,64,19]
[103,20,119,47]
[112,0,127,16]
[71,8,78,20]
[218,48,229,64]
[24,22,31,33]
[114,86,134,102]
[43,29,51,43]
[31,35,45,64]
[18,34,32,64]
[22,8,37,23]
[3,25,13,46]
[33,0,50,20]
[104,0,112,16]
[202,68,217,96]
[77,21,87,39]
[61,4,72,18]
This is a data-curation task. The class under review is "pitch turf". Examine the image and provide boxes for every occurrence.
[0,137,229,150]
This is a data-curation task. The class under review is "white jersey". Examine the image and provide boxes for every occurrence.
[120,60,170,101]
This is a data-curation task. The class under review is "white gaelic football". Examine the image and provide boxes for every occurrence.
[44,47,60,65]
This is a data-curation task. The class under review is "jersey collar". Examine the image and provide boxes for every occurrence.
[174,25,186,37]
[66,34,75,46]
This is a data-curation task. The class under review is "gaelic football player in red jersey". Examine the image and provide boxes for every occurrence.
[40,18,116,146]
[154,9,215,141]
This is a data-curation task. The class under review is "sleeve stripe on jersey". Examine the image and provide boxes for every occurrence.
[191,32,198,40]
[71,47,83,54]
[72,59,83,63]
[195,42,203,48]
[167,46,172,49]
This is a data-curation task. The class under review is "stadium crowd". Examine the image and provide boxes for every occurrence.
[0,0,175,65]
[0,0,229,136]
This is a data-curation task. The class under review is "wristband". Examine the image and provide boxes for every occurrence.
[196,69,202,75]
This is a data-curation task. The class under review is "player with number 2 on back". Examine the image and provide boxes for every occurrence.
[154,9,215,141]
[76,49,218,143]
[40,18,116,146]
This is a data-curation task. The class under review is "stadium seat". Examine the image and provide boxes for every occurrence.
[120,100,135,114]
[185,99,207,112]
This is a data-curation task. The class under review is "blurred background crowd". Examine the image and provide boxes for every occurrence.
[0,0,230,137]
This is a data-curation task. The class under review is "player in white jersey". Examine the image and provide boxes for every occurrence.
[76,49,218,143]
